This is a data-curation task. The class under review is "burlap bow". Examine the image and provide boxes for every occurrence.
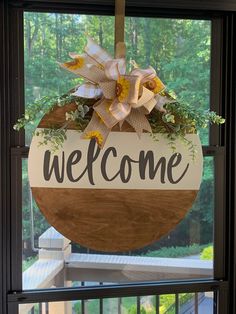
[60,38,172,147]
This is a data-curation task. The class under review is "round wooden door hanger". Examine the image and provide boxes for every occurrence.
[28,105,203,252]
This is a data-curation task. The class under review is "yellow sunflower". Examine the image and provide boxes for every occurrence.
[64,56,85,70]
[144,76,165,94]
[116,76,130,102]
[84,130,103,146]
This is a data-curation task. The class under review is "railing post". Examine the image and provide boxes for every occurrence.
[39,227,72,314]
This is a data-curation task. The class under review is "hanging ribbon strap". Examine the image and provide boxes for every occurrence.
[115,0,126,58]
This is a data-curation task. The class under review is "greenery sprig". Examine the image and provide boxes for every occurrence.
[36,128,67,153]
[149,100,224,159]
[13,94,92,131]
[14,93,225,155]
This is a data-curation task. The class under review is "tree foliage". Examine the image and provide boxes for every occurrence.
[23,12,214,253]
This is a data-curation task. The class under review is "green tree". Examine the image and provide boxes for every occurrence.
[22,12,213,254]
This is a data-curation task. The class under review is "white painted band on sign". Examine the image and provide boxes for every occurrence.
[28,130,203,190]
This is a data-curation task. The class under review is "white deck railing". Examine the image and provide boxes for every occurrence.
[20,227,213,314]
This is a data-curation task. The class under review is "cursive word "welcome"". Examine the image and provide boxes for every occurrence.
[43,139,190,185]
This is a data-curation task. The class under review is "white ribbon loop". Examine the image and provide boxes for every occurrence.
[105,59,126,80]
[85,37,113,67]
[72,83,102,99]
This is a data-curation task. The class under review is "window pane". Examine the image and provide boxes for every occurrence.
[125,17,211,145]
[24,13,211,145]
[23,12,214,290]
[22,156,214,289]
[24,12,114,145]
[18,292,214,313]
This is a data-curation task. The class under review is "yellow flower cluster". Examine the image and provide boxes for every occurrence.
[64,56,85,70]
[116,76,131,102]
[85,130,103,146]
[144,76,165,94]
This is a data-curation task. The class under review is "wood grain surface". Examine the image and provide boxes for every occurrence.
[31,102,200,252]
[39,102,78,129]
[32,188,197,252]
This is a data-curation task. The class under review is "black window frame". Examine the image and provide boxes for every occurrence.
[1,1,236,314]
